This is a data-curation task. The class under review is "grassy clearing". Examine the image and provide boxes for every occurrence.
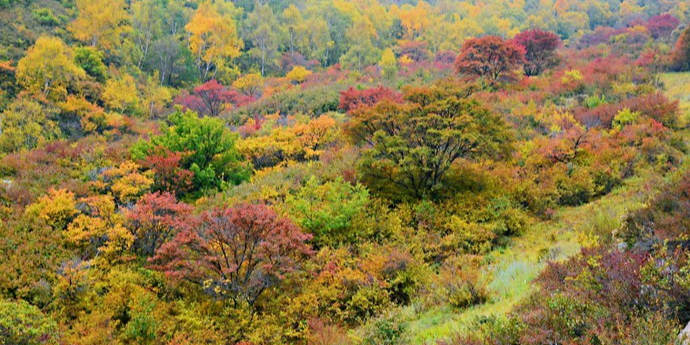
[660,72,690,126]
[400,173,654,345]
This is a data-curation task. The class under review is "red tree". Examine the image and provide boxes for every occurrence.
[139,146,195,195]
[454,35,526,84]
[672,26,690,71]
[174,79,237,116]
[645,14,680,39]
[125,192,192,257]
[338,86,403,113]
[513,29,561,76]
[397,41,431,62]
[193,79,237,116]
[150,204,313,306]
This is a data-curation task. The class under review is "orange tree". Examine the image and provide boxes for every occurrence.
[454,35,526,84]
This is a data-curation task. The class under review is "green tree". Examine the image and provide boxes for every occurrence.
[244,3,281,76]
[285,177,370,248]
[0,299,59,345]
[131,109,250,193]
[282,4,304,54]
[73,47,107,82]
[340,18,380,70]
[345,84,511,201]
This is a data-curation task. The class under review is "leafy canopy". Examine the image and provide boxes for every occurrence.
[346,83,511,201]
[131,110,250,194]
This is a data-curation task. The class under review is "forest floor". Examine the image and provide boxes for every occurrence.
[381,72,690,344]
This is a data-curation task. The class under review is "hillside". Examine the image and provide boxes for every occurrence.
[2,0,690,344]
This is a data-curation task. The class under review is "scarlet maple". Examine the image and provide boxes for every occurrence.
[175,79,236,116]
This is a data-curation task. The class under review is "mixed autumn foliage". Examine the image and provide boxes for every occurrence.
[1,0,690,344]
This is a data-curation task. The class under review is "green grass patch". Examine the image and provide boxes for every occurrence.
[398,174,652,345]
[660,72,690,127]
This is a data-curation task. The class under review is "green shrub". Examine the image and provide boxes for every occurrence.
[230,84,343,123]
[0,299,59,345]
[556,169,594,206]
[361,313,409,345]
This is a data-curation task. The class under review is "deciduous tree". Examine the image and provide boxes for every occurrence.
[16,36,85,99]
[68,0,130,52]
[454,35,526,84]
[339,86,402,113]
[131,110,250,193]
[286,66,312,84]
[513,29,561,76]
[186,2,243,81]
[345,85,510,200]
[0,299,58,344]
[244,3,281,76]
[379,48,397,80]
[232,73,263,98]
[672,25,690,71]
[0,99,60,153]
[150,204,312,307]
[125,192,191,257]
[285,177,369,248]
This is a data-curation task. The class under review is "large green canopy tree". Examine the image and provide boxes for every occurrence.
[346,84,511,201]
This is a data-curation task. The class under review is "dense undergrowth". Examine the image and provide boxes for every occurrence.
[2,0,690,344]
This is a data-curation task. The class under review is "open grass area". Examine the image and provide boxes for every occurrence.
[660,72,690,127]
[400,173,653,344]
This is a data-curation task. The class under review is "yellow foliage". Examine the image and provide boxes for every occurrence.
[186,1,243,78]
[399,55,413,65]
[286,66,312,83]
[16,36,85,100]
[397,1,432,39]
[238,115,337,168]
[65,215,109,247]
[141,75,174,118]
[379,48,397,79]
[25,188,78,229]
[102,74,139,112]
[293,115,337,158]
[60,95,106,133]
[379,48,396,67]
[99,224,135,258]
[99,161,153,203]
[69,0,130,50]
[561,69,584,84]
[232,73,264,97]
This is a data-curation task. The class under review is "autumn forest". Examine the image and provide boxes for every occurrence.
[2,0,690,343]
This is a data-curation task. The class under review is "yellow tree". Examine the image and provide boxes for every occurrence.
[232,73,264,97]
[68,0,130,52]
[395,2,432,40]
[286,66,312,83]
[16,36,85,100]
[379,48,397,80]
[282,4,305,54]
[186,1,243,81]
[102,74,139,113]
